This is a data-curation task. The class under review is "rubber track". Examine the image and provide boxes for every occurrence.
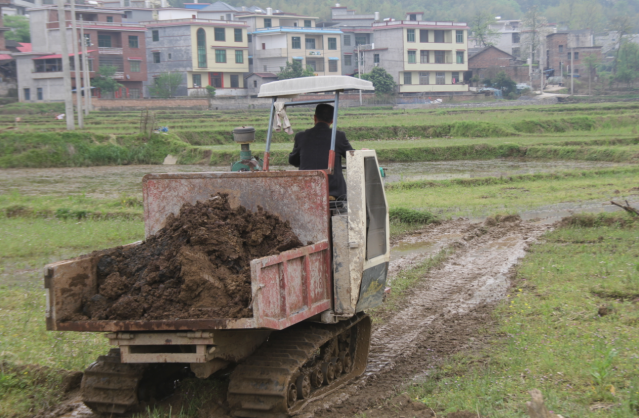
[228,313,369,418]
[81,348,146,415]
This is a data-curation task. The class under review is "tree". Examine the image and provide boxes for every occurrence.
[614,42,639,85]
[492,70,517,95]
[582,53,600,95]
[205,85,216,98]
[148,72,183,98]
[91,65,123,96]
[360,67,396,95]
[469,8,497,47]
[277,60,315,80]
[4,15,30,43]
[610,15,635,74]
[521,6,548,66]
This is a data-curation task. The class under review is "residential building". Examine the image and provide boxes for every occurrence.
[238,10,343,76]
[16,5,147,102]
[326,5,378,76]
[467,45,533,84]
[144,18,249,96]
[470,19,522,58]
[546,31,602,78]
[245,72,277,96]
[329,5,377,27]
[361,19,470,94]
[197,1,241,21]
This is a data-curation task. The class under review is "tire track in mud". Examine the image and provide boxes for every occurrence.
[306,218,552,417]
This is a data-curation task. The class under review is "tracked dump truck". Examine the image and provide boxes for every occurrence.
[44,77,389,417]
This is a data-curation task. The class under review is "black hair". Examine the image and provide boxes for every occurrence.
[315,103,334,124]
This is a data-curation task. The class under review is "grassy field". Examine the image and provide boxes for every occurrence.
[410,214,639,417]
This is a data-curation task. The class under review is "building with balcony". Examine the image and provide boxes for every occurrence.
[143,18,249,96]
[15,5,147,102]
[325,5,378,76]
[361,17,470,94]
[238,11,343,76]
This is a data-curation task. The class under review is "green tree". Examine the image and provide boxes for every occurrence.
[360,67,396,95]
[4,15,30,43]
[610,15,635,74]
[91,65,123,95]
[148,72,183,98]
[469,8,497,47]
[582,53,600,95]
[521,6,548,66]
[205,85,216,98]
[277,60,315,80]
[614,42,639,85]
[491,70,517,95]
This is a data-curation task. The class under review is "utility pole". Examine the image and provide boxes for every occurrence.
[57,0,74,130]
[357,44,362,106]
[70,0,83,127]
[80,14,91,114]
[570,46,574,95]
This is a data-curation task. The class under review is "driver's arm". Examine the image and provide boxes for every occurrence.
[288,135,301,167]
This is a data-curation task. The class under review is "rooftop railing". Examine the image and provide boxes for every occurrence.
[372,20,467,27]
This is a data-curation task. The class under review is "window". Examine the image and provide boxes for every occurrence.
[558,45,563,53]
[99,55,124,71]
[24,88,30,100]
[215,27,225,41]
[407,29,415,42]
[192,73,201,87]
[574,52,579,60]
[409,13,416,21]
[344,54,351,66]
[263,65,267,71]
[420,29,428,43]
[168,53,172,59]
[435,50,445,63]
[197,28,207,68]
[253,80,257,87]
[264,18,271,28]
[34,58,63,72]
[512,33,520,43]
[128,36,138,48]
[248,34,252,43]
[419,72,429,85]
[130,60,140,72]
[344,35,351,46]
[37,87,43,100]
[152,30,159,42]
[408,50,416,63]
[262,43,265,50]
[364,157,387,259]
[355,34,367,45]
[129,88,140,99]
[249,58,253,65]
[210,73,222,87]
[215,49,226,63]
[124,0,130,6]
[305,37,316,49]
[374,53,379,64]
[329,59,338,72]
[434,30,444,43]
[106,16,113,22]
[152,52,160,63]
[403,72,412,84]
[98,34,111,48]
[292,36,301,49]
[84,34,91,46]
[436,72,445,84]
[235,50,243,63]
[420,50,429,63]
[452,71,459,83]
[234,28,242,42]
[574,68,579,73]
[230,74,239,88]
[456,30,463,43]
[304,19,311,27]
[456,51,464,64]
[567,52,571,59]
[328,37,337,50]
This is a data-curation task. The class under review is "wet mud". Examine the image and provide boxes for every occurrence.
[77,193,303,321]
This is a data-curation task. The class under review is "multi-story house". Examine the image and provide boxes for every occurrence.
[545,31,601,78]
[327,5,378,75]
[16,5,147,102]
[469,19,522,58]
[143,18,249,96]
[361,15,469,94]
[238,10,343,76]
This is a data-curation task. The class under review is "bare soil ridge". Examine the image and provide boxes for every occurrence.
[79,193,303,321]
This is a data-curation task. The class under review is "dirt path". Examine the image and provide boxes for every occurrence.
[303,217,551,417]
[51,218,550,418]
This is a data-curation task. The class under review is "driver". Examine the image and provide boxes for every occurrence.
[288,104,353,200]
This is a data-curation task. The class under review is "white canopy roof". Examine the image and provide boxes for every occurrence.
[258,76,374,98]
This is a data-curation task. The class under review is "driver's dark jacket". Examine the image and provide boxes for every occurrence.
[288,122,354,199]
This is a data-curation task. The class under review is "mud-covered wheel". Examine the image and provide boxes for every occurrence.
[340,351,352,373]
[321,361,335,384]
[287,382,298,407]
[310,368,324,388]
[333,357,344,376]
[296,374,311,399]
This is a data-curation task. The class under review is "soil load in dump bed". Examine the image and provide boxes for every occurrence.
[78,193,304,321]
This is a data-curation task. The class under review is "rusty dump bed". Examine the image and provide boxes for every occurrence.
[45,171,332,332]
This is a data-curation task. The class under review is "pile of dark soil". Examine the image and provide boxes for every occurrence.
[79,193,303,321]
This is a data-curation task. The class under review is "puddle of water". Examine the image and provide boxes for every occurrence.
[390,241,435,262]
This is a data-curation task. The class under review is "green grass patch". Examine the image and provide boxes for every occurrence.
[410,217,639,417]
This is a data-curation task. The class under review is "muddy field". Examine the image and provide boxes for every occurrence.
[78,194,302,321]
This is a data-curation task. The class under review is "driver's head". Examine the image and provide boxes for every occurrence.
[314,104,334,125]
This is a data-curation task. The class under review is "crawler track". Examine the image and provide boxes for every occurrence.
[228,313,371,417]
